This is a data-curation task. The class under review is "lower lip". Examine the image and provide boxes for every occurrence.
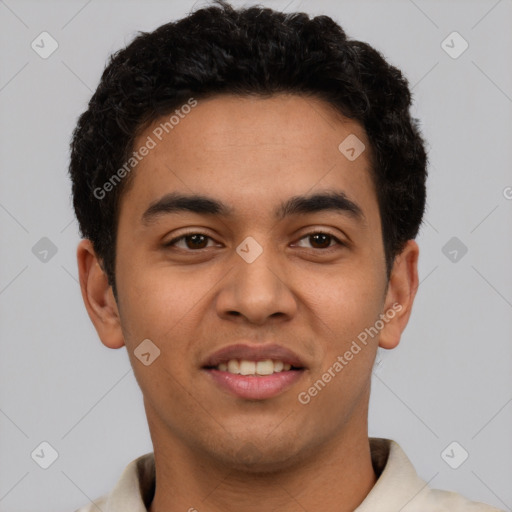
[204,369,305,400]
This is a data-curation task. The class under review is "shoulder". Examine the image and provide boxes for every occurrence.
[71,452,155,512]
[418,487,504,512]
[364,438,505,512]
[73,494,108,512]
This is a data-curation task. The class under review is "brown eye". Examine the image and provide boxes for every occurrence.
[308,233,332,249]
[184,234,209,249]
[165,233,214,250]
[295,232,344,250]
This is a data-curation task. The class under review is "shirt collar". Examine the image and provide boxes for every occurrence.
[355,438,431,511]
[106,450,155,512]
[104,438,430,511]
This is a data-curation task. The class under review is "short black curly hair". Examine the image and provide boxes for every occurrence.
[69,0,427,298]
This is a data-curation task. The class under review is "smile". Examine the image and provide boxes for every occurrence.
[203,360,305,400]
[213,359,294,375]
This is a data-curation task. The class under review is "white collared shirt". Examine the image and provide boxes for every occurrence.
[74,438,503,511]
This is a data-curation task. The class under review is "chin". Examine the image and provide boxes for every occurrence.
[201,434,307,475]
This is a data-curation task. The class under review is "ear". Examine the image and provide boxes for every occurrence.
[378,240,419,350]
[76,239,125,349]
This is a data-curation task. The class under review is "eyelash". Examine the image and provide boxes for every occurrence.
[164,231,346,251]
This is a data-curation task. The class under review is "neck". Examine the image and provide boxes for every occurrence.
[148,418,377,512]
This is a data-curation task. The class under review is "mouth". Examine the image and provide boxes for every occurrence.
[204,358,300,375]
[201,344,306,400]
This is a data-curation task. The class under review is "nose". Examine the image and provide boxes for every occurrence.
[215,241,297,326]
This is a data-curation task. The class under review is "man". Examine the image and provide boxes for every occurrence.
[69,1,502,510]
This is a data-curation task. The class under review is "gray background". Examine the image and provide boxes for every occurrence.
[1,0,511,510]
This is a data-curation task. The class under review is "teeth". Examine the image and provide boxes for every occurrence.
[256,360,274,375]
[227,360,240,374]
[239,360,256,375]
[274,360,284,372]
[216,359,296,375]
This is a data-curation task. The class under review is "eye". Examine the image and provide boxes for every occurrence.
[294,231,345,250]
[164,230,346,252]
[164,232,218,250]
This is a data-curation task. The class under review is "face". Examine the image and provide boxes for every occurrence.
[81,93,417,472]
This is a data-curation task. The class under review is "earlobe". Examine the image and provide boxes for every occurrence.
[76,239,125,349]
[378,240,419,350]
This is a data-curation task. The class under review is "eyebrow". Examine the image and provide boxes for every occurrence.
[141,190,365,225]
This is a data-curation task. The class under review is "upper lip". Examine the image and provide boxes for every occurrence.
[202,343,306,368]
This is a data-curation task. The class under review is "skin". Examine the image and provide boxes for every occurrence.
[77,93,419,512]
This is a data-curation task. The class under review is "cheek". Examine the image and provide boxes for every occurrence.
[115,262,196,346]
[308,268,385,341]
[298,274,381,411]
[116,268,201,398]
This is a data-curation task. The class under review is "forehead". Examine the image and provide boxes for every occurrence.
[118,93,377,227]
